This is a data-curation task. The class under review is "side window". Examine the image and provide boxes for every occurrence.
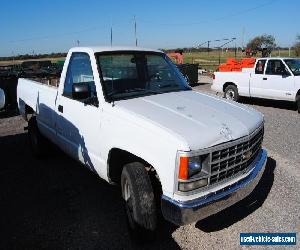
[265,60,288,75]
[255,60,266,74]
[64,53,97,99]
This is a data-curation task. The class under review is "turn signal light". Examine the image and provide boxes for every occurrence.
[179,156,188,180]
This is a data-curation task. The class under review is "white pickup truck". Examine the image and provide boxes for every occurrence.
[0,88,5,110]
[17,46,267,239]
[212,58,300,113]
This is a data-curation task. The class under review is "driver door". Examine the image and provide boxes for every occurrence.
[55,52,101,172]
[262,59,294,100]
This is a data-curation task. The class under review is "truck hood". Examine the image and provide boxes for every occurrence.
[116,90,263,151]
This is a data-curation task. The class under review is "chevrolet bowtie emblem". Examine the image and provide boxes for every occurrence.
[220,124,233,140]
[242,150,252,161]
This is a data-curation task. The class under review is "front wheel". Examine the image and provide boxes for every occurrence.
[224,85,239,102]
[121,162,157,242]
[297,97,300,114]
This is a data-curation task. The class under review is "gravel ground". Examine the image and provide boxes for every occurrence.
[0,79,299,249]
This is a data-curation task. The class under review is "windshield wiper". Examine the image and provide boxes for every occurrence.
[130,88,163,94]
[107,88,162,97]
[107,89,125,97]
[158,83,180,89]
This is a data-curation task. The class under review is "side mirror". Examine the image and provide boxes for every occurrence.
[72,83,91,100]
[282,69,291,77]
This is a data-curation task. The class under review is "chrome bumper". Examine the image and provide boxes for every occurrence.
[161,149,267,225]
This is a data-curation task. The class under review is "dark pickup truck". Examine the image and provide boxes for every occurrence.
[0,61,62,111]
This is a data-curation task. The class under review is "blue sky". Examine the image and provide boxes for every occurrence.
[0,0,299,56]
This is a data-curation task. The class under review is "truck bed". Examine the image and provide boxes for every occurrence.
[17,78,59,132]
[213,71,251,97]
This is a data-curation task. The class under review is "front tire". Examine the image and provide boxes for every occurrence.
[121,162,157,242]
[297,97,300,114]
[224,85,239,102]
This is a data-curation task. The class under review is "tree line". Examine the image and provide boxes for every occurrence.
[163,34,300,56]
[0,52,67,61]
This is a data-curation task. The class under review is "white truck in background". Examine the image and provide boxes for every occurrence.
[0,88,5,110]
[212,58,300,113]
[17,46,267,240]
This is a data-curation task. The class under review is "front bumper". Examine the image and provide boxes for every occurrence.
[161,149,267,225]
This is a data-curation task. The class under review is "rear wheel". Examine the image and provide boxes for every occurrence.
[28,116,48,157]
[224,85,239,101]
[121,162,157,242]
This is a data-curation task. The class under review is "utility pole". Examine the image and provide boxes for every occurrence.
[134,15,138,47]
[207,41,210,56]
[234,41,237,59]
[289,47,291,57]
[242,27,245,49]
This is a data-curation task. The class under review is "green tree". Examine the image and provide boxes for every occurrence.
[247,34,276,54]
[294,35,300,57]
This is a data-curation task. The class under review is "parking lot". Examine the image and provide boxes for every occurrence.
[0,79,299,249]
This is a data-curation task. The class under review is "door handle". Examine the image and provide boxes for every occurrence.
[263,77,267,80]
[58,105,63,113]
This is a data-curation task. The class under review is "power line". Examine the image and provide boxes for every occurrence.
[8,25,107,44]
[139,0,276,26]
[3,0,278,52]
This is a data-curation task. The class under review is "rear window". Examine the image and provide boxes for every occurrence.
[255,60,266,74]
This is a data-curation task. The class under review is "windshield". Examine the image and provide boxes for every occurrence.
[284,59,300,76]
[96,52,191,101]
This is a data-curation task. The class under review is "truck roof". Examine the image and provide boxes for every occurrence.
[69,46,163,54]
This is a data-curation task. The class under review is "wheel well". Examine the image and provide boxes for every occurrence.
[24,104,34,121]
[223,82,237,92]
[108,148,163,210]
[296,90,300,101]
[108,148,151,184]
[25,104,34,114]
[108,148,162,194]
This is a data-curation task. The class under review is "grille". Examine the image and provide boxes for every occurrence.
[209,127,264,185]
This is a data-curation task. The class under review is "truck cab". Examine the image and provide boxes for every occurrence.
[250,58,299,100]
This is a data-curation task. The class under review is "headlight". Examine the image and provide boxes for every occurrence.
[178,154,209,192]
[178,154,209,180]
[188,156,202,177]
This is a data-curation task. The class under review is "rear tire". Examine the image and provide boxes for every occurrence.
[297,97,300,114]
[121,162,157,242]
[224,85,239,102]
[28,116,48,157]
